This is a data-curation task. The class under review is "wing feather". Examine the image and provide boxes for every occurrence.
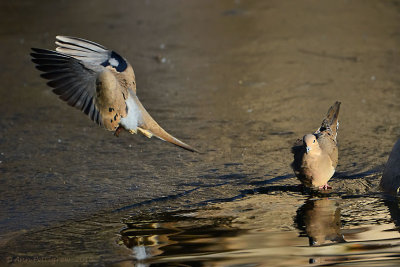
[55,36,129,73]
[31,48,102,125]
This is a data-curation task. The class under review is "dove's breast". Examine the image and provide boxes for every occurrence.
[120,94,143,131]
[309,155,335,187]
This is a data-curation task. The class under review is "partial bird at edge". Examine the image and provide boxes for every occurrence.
[380,138,400,194]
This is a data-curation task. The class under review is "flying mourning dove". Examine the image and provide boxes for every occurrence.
[31,36,197,152]
[380,138,400,194]
[291,101,341,190]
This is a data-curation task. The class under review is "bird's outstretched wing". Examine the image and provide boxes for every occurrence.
[31,36,135,129]
[55,36,131,75]
[31,47,102,125]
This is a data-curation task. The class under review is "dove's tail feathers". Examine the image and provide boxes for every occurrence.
[134,97,198,153]
[141,124,198,153]
[316,101,341,138]
[326,101,341,129]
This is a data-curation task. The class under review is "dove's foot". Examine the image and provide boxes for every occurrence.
[138,127,153,138]
[319,184,332,190]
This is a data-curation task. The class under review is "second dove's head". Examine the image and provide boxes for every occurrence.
[303,134,320,154]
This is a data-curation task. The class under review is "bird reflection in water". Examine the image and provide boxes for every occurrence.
[119,221,179,266]
[117,212,241,266]
[295,198,346,264]
[295,198,345,247]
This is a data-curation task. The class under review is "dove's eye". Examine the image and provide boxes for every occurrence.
[313,140,315,143]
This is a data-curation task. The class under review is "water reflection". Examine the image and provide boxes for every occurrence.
[383,195,400,230]
[295,198,345,265]
[118,211,244,266]
[119,222,177,266]
[118,198,348,266]
[3,194,400,266]
[114,194,400,266]
[295,198,345,246]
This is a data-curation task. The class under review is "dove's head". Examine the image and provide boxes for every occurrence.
[303,134,320,154]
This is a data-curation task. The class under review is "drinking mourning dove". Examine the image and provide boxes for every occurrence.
[380,138,400,194]
[31,36,197,152]
[291,101,341,189]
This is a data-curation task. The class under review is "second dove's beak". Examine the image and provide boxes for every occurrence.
[306,146,311,153]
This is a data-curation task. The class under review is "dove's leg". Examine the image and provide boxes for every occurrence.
[319,184,332,190]
[114,126,124,137]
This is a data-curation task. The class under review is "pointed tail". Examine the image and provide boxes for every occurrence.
[134,96,198,153]
[317,101,341,137]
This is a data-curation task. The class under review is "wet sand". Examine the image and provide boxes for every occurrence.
[1,0,400,265]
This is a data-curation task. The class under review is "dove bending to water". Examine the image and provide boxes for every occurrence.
[31,36,197,152]
[291,101,341,190]
[380,138,400,194]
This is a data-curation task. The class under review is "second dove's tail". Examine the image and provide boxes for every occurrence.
[134,97,198,153]
[317,101,341,138]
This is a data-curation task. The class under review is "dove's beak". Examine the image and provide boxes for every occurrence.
[306,146,311,153]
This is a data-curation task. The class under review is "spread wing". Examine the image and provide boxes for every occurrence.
[31,36,134,130]
[55,36,128,73]
[31,47,102,125]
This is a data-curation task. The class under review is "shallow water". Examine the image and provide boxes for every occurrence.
[1,0,400,266]
[4,192,400,266]
[115,195,400,266]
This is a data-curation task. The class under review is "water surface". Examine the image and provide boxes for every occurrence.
[1,0,400,265]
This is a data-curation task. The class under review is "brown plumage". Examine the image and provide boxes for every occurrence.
[291,101,341,189]
[31,36,197,152]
